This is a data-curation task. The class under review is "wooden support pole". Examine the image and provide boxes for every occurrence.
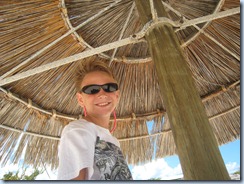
[135,0,230,180]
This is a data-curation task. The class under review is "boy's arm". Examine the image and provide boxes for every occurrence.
[72,168,88,180]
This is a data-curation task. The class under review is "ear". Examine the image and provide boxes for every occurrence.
[76,92,85,107]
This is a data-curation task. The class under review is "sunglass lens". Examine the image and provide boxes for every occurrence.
[103,83,118,92]
[82,83,118,94]
[83,86,100,94]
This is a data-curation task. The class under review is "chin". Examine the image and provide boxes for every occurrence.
[94,109,113,115]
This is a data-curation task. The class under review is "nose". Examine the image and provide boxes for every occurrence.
[97,88,108,98]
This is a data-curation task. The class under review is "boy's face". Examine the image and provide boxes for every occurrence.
[76,71,120,118]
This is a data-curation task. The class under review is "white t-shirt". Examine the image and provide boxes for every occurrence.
[57,119,133,180]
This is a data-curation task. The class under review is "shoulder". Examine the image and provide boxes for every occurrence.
[61,119,96,138]
[59,119,98,149]
[62,119,94,132]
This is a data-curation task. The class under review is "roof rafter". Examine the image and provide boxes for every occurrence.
[109,2,135,66]
[175,0,225,47]
[0,36,141,86]
[0,0,122,80]
[163,0,240,61]
[0,103,239,142]
[0,80,239,126]
[0,7,239,86]
[60,0,115,61]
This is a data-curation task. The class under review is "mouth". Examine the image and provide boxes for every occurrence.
[95,102,111,107]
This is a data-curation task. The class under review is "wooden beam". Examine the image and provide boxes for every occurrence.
[0,36,141,86]
[202,80,240,102]
[0,103,239,142]
[0,7,239,85]
[0,0,123,80]
[135,0,230,180]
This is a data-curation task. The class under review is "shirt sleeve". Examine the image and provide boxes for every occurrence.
[57,126,96,180]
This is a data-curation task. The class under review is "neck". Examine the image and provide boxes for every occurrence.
[84,115,110,130]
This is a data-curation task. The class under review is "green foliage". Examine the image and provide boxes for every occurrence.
[1,169,43,180]
[148,177,161,180]
[23,169,42,180]
[233,170,240,175]
[1,171,20,180]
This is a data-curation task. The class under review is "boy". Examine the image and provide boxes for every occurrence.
[57,59,133,180]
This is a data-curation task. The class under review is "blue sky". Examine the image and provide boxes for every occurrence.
[164,139,240,169]
[129,120,241,180]
[130,140,240,180]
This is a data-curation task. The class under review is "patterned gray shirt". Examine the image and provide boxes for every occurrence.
[94,136,133,180]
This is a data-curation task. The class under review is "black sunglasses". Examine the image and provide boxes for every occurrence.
[81,83,119,94]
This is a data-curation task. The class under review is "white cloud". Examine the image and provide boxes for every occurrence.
[131,159,240,180]
[226,162,240,174]
[0,162,57,180]
[35,168,57,180]
[131,158,183,180]
[0,163,18,178]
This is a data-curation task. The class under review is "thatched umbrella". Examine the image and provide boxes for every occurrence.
[0,0,240,180]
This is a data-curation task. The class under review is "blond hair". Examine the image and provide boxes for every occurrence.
[75,59,116,92]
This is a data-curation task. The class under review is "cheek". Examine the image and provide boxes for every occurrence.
[84,96,94,103]
[81,95,94,106]
[115,91,120,100]
[112,93,120,103]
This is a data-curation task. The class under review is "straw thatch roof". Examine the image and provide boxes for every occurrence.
[0,0,240,170]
